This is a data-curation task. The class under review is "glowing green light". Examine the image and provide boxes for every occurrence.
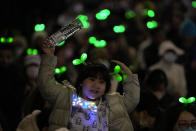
[94,40,106,48]
[116,74,122,82]
[0,37,6,43]
[26,48,38,55]
[179,97,196,104]
[72,53,88,66]
[88,36,107,47]
[77,14,90,28]
[147,10,155,18]
[113,25,126,33]
[192,1,196,8]
[55,66,67,74]
[125,10,135,19]
[60,66,67,72]
[114,65,121,74]
[146,20,158,29]
[55,68,61,74]
[96,9,110,20]
[88,37,96,44]
[27,48,33,55]
[57,41,65,47]
[7,37,13,43]
[34,24,45,32]
[32,49,38,55]
[72,59,82,65]
[81,53,87,61]
[188,97,196,103]
[113,65,122,82]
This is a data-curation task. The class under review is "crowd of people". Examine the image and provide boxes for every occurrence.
[0,0,196,130]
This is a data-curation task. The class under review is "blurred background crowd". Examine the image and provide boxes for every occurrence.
[0,0,196,130]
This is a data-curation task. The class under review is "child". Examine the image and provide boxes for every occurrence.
[38,39,140,131]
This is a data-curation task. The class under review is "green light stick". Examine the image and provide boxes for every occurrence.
[192,1,196,8]
[96,9,110,20]
[26,48,38,55]
[147,10,155,18]
[0,37,13,43]
[77,14,90,28]
[113,25,126,33]
[0,37,6,43]
[88,36,107,47]
[34,24,45,32]
[55,66,67,74]
[109,65,122,82]
[146,20,158,29]
[57,40,65,47]
[179,97,196,104]
[72,53,87,66]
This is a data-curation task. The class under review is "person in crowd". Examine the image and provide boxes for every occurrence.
[159,103,196,131]
[149,40,187,98]
[130,90,163,131]
[37,38,140,131]
[0,41,25,130]
[142,69,176,110]
[21,54,50,117]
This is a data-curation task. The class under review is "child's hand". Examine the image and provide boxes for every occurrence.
[111,60,132,75]
[41,38,55,56]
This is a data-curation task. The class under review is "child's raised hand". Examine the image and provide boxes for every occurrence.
[111,60,132,75]
[41,38,55,56]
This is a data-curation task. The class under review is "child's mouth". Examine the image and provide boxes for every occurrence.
[90,90,98,94]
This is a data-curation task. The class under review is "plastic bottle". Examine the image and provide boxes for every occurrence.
[48,18,83,46]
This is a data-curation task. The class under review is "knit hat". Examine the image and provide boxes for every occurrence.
[159,40,184,56]
[24,54,41,66]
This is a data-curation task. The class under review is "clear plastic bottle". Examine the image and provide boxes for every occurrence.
[48,18,83,46]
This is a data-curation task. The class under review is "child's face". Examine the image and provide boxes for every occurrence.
[81,76,106,101]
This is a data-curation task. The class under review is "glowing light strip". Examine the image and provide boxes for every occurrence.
[72,94,97,112]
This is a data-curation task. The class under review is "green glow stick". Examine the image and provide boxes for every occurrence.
[88,36,107,47]
[88,37,96,44]
[146,20,158,29]
[26,48,38,55]
[147,10,155,18]
[94,40,107,47]
[55,66,67,74]
[57,41,65,47]
[192,1,196,8]
[34,24,45,32]
[72,53,87,65]
[125,11,135,19]
[96,9,110,20]
[179,97,196,104]
[113,25,126,33]
[7,37,13,43]
[0,37,6,43]
[77,14,90,28]
[0,37,14,43]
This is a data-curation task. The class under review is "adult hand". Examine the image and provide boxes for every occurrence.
[111,60,132,75]
[40,38,55,56]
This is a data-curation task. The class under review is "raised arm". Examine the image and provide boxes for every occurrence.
[111,60,140,113]
[38,39,68,104]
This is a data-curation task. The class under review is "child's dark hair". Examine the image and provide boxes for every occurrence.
[75,63,111,97]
